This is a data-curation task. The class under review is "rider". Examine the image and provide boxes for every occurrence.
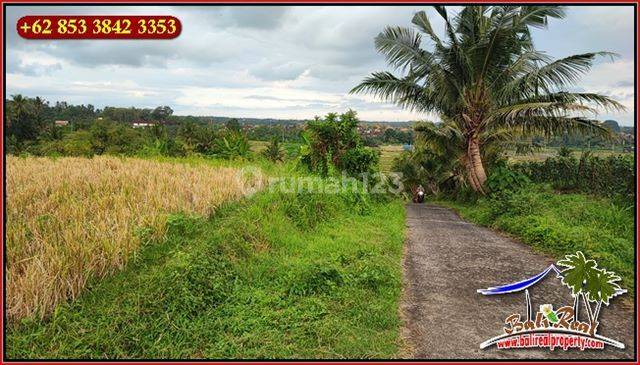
[416,185,425,203]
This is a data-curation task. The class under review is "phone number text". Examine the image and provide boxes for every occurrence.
[17,16,181,39]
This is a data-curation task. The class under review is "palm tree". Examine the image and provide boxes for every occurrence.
[352,6,624,193]
[412,118,526,192]
[7,94,36,143]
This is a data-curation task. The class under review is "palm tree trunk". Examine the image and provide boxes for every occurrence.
[466,137,487,194]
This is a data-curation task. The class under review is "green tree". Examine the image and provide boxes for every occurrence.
[352,6,623,193]
[7,95,37,144]
[225,118,242,133]
[408,119,525,194]
[151,106,173,122]
[300,111,379,177]
[216,131,250,159]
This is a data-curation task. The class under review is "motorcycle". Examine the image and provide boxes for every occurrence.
[416,190,425,203]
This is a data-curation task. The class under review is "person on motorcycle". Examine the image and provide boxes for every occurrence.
[415,185,425,203]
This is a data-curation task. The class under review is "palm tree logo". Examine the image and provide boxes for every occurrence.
[557,251,625,337]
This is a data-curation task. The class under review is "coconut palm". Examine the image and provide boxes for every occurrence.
[352,6,624,193]
[410,119,529,192]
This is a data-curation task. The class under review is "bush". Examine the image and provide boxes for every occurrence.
[299,111,379,177]
[216,131,250,159]
[262,138,285,162]
[486,164,530,196]
[447,186,634,294]
[339,146,380,176]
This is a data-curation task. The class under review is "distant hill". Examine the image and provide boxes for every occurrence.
[202,116,414,127]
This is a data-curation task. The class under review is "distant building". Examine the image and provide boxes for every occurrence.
[54,120,69,127]
[132,122,155,128]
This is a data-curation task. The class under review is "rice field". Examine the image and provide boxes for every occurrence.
[6,156,255,323]
[378,145,404,173]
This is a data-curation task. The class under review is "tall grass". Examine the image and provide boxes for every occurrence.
[6,155,252,323]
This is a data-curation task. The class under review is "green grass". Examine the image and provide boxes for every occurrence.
[7,184,406,359]
[437,185,634,296]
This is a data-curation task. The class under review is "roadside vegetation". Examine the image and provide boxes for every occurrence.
[440,180,634,295]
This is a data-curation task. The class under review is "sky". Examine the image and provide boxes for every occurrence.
[5,5,636,125]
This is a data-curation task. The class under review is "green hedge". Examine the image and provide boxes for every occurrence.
[513,154,634,203]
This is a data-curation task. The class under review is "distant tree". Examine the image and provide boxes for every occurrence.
[225,118,242,132]
[151,106,173,122]
[300,110,379,176]
[6,94,46,145]
[216,131,250,159]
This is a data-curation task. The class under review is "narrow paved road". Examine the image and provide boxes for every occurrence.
[402,203,635,360]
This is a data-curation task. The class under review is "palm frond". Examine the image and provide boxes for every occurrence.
[412,11,442,45]
[374,26,431,71]
[517,6,567,29]
[502,52,619,98]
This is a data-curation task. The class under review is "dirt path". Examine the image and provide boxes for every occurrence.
[401,203,635,360]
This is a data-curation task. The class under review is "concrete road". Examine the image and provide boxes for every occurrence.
[401,203,635,359]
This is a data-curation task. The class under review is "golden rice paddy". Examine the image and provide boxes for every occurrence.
[6,156,251,323]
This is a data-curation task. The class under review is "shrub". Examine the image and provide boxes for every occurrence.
[486,164,530,196]
[262,137,285,162]
[216,131,250,159]
[339,146,380,176]
[299,111,379,177]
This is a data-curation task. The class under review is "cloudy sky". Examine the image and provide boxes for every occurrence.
[5,5,635,125]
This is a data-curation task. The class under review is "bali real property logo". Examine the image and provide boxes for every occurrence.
[478,251,626,351]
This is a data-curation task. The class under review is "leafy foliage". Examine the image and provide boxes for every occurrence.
[443,186,634,295]
[215,132,251,159]
[262,137,285,162]
[485,164,530,196]
[299,111,380,177]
